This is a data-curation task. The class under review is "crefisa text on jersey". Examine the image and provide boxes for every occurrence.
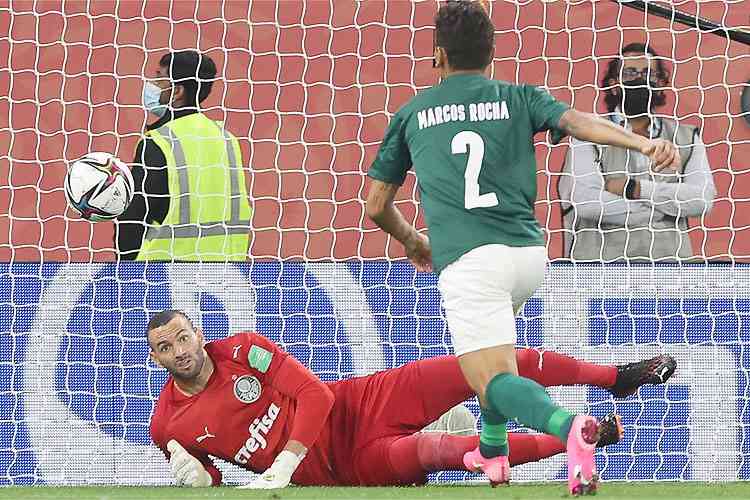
[417,101,510,130]
[233,402,281,465]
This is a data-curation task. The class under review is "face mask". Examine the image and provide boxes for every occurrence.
[619,78,661,117]
[142,81,169,118]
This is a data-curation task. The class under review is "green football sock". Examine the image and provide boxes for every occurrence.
[486,372,575,442]
[479,406,508,457]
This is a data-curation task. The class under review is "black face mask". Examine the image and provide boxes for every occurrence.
[619,78,663,117]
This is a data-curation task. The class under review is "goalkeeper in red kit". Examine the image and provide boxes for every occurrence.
[148,310,676,489]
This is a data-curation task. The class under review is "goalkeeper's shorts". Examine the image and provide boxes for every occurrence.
[438,244,546,356]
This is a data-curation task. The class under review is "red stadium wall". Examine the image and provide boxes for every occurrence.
[1,0,748,262]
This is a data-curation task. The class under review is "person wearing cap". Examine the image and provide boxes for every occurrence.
[116,50,252,261]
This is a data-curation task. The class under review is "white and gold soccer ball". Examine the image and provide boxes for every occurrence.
[64,152,135,221]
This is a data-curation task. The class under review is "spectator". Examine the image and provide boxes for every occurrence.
[117,50,252,261]
[559,43,716,262]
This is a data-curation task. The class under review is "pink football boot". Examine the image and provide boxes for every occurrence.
[567,415,601,495]
[463,447,510,487]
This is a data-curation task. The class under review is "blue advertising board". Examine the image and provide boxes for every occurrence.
[0,263,747,484]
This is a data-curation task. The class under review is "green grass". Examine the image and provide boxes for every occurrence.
[0,483,748,500]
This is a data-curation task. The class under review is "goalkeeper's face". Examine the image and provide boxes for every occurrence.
[148,316,206,381]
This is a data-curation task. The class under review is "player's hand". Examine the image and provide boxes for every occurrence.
[405,231,433,273]
[237,450,301,490]
[641,138,680,173]
[167,440,212,488]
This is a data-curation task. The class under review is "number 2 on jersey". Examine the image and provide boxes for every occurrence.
[451,131,499,210]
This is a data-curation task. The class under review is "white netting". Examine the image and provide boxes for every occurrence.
[0,0,748,486]
[2,0,747,262]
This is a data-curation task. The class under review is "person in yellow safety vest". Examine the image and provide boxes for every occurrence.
[116,50,252,261]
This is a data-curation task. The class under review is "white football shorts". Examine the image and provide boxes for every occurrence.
[438,243,546,356]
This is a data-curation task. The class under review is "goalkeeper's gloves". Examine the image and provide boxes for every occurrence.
[236,450,302,490]
[167,439,212,487]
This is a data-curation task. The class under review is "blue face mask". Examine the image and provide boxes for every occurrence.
[142,81,169,118]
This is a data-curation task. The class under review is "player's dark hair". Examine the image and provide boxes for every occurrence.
[434,1,494,71]
[146,310,195,347]
[601,43,670,113]
[159,50,217,107]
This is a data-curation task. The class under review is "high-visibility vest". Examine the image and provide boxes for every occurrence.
[135,113,252,261]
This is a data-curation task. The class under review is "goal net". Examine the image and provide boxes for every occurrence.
[1,0,749,485]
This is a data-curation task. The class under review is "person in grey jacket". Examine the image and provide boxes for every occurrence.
[559,43,716,262]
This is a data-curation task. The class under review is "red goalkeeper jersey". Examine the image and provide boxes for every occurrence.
[150,332,339,485]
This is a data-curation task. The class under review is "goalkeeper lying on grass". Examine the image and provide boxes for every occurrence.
[148,309,676,489]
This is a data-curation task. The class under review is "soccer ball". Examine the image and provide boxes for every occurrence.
[64,152,135,221]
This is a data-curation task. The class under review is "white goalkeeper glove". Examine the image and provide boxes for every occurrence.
[167,439,212,487]
[237,450,302,490]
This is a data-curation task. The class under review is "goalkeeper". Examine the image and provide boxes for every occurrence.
[148,310,676,489]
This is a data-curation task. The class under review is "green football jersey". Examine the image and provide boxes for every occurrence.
[368,73,569,274]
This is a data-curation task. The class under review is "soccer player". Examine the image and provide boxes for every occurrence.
[148,310,676,489]
[364,2,680,494]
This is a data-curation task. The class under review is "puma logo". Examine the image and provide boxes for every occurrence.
[657,365,671,382]
[232,345,242,359]
[196,426,216,443]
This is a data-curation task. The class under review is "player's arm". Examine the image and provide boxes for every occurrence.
[366,180,412,243]
[237,333,335,489]
[558,109,679,172]
[275,356,335,453]
[366,180,432,272]
[365,110,432,272]
[241,355,335,489]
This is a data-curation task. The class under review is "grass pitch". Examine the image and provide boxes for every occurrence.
[0,483,748,500]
